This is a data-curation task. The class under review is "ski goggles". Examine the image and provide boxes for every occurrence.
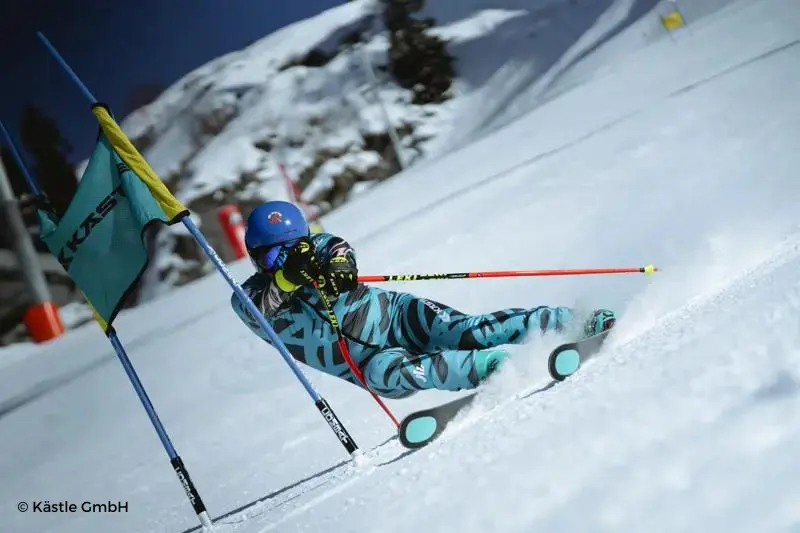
[250,238,300,272]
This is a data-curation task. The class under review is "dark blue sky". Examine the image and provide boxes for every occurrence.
[1,0,345,164]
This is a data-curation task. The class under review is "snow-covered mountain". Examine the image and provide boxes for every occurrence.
[110,0,694,302]
[118,0,458,300]
[3,0,798,532]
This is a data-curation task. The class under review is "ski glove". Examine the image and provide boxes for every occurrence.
[275,239,320,291]
[319,256,358,298]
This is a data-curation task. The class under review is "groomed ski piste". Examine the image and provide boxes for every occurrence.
[2,0,800,531]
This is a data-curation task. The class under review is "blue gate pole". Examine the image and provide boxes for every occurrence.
[108,329,212,528]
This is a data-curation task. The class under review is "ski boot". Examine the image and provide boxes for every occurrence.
[581,309,616,339]
[474,348,510,383]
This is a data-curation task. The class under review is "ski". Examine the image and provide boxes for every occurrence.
[398,328,615,449]
[397,393,477,449]
[547,327,613,381]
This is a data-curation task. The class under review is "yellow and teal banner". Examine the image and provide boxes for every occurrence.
[36,104,188,331]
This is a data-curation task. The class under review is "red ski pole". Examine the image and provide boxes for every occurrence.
[358,265,658,283]
[314,282,400,429]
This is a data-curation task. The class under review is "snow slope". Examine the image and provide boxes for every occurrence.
[2,0,800,532]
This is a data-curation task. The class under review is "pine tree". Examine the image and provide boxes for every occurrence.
[19,104,78,214]
[383,0,455,105]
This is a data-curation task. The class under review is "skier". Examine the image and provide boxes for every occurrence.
[231,200,616,399]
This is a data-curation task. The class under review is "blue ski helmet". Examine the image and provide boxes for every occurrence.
[245,201,310,270]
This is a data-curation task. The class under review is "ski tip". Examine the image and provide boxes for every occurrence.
[399,415,441,449]
[549,347,580,381]
[405,417,438,444]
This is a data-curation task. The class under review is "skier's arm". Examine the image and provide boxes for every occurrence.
[231,239,322,327]
[229,273,294,342]
[311,233,352,261]
[314,234,359,296]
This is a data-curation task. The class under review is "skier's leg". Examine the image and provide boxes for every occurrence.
[363,346,510,396]
[361,347,426,399]
[387,292,599,354]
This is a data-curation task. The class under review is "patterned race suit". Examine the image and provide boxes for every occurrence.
[231,233,610,398]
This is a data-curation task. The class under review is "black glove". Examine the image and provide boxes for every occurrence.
[278,239,320,288]
[319,256,358,297]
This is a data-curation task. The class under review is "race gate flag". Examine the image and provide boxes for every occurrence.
[36,104,188,331]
